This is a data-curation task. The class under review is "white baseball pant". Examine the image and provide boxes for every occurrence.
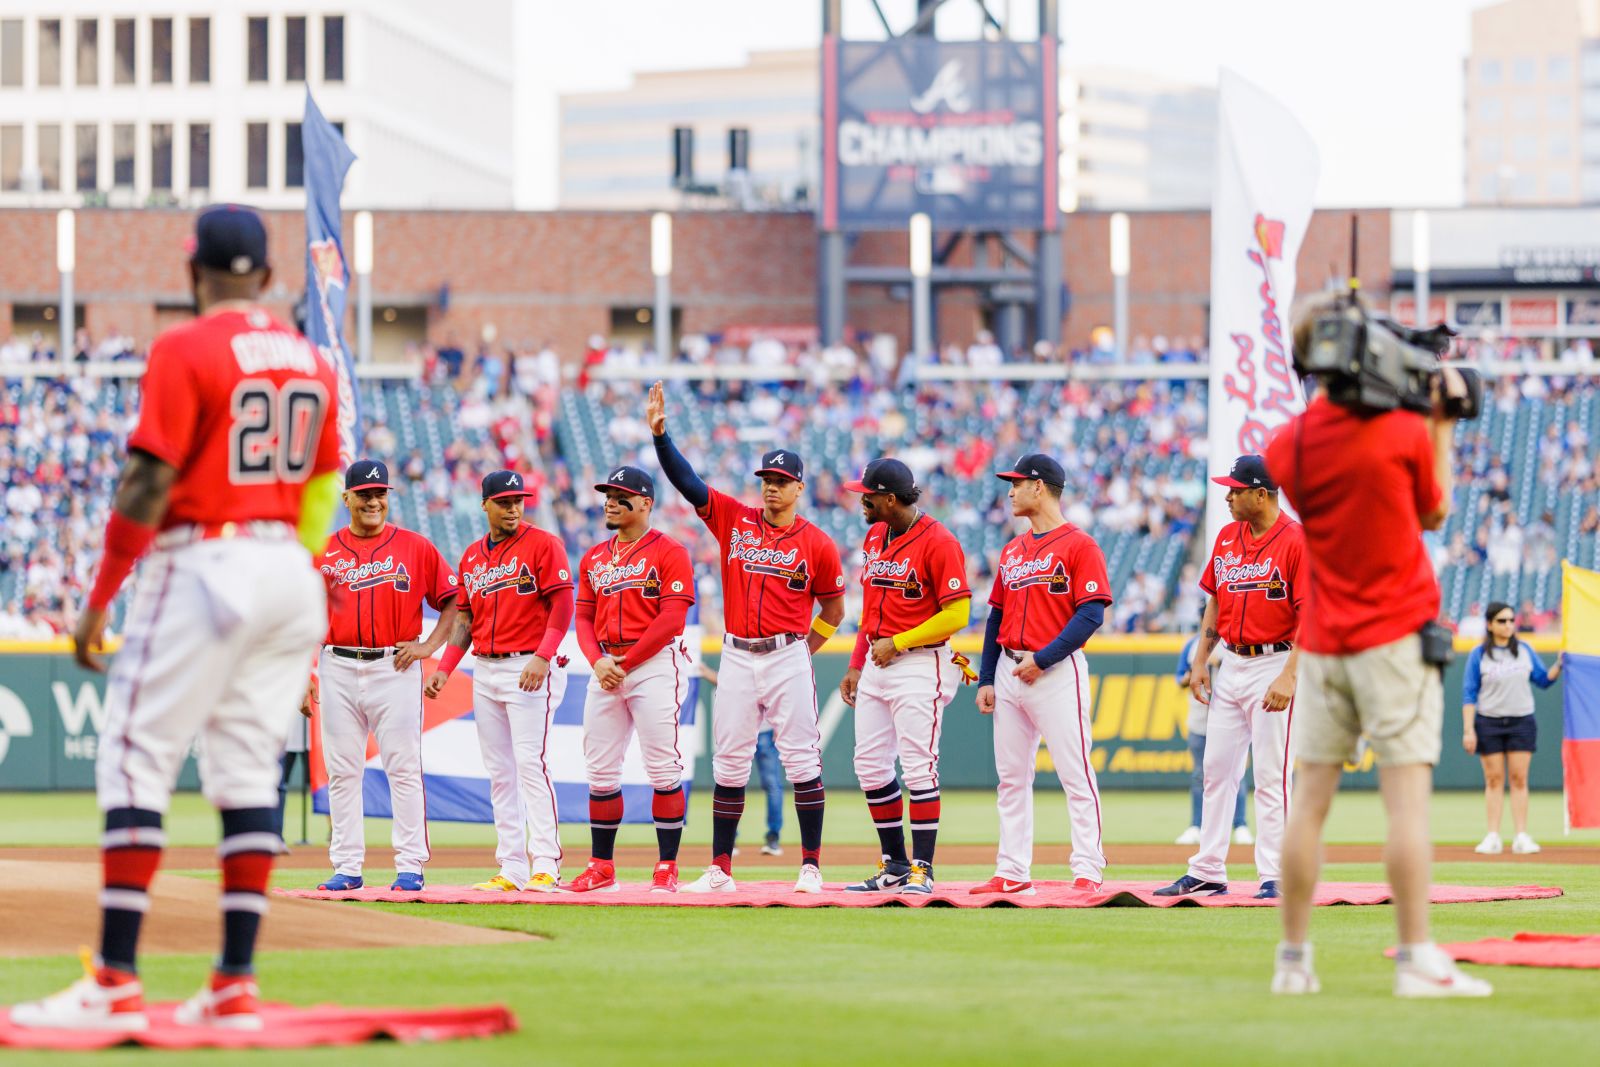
[96,530,325,813]
[711,639,821,786]
[1187,647,1293,884]
[318,650,430,877]
[853,645,962,793]
[992,649,1105,883]
[472,654,568,885]
[584,643,689,792]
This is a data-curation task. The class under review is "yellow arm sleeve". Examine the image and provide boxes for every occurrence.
[296,470,342,555]
[893,597,971,651]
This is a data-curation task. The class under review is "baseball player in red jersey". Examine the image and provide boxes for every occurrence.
[1156,454,1306,900]
[975,454,1113,894]
[309,459,459,894]
[837,458,973,895]
[648,382,845,894]
[566,466,696,894]
[425,470,575,892]
[15,207,341,1032]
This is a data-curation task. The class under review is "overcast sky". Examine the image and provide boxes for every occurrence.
[515,0,1485,210]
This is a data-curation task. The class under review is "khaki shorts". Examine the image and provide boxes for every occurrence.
[1295,634,1443,767]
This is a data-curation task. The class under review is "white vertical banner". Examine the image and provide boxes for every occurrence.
[1206,70,1320,547]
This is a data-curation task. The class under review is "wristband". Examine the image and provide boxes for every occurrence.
[810,616,839,639]
[438,645,466,677]
[88,512,159,611]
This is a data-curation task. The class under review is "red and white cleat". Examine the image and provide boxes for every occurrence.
[10,962,147,1031]
[649,861,679,893]
[968,876,1036,897]
[1071,877,1104,892]
[567,859,620,894]
[173,972,263,1030]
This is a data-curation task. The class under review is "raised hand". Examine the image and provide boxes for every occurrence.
[647,381,667,436]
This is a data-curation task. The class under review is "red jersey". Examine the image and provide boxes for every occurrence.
[320,524,458,648]
[1264,398,1442,656]
[858,513,970,638]
[988,524,1113,652]
[577,529,695,646]
[697,488,845,638]
[128,308,340,531]
[1200,514,1307,648]
[457,522,574,654]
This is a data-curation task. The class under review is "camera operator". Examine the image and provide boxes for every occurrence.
[1261,295,1491,999]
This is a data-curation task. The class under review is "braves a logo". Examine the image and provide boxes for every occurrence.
[1215,552,1288,601]
[591,559,661,599]
[863,552,923,599]
[728,530,809,591]
[999,552,1070,595]
[463,557,537,598]
[323,555,410,593]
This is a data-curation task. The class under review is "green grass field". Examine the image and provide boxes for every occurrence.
[4,790,1599,1065]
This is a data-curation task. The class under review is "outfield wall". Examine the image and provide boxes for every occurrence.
[0,636,1565,793]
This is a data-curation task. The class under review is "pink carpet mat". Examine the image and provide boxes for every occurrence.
[1435,933,1600,969]
[0,1002,516,1050]
[276,880,1562,909]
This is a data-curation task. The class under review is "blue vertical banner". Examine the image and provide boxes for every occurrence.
[301,89,361,467]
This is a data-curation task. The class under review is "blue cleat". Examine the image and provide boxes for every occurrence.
[1152,874,1227,897]
[390,872,425,892]
[317,872,364,892]
[1254,880,1280,900]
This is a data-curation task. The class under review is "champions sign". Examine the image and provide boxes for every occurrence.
[823,37,1056,231]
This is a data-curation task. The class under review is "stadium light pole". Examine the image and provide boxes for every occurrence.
[56,208,75,363]
[909,212,932,356]
[353,210,374,364]
[651,212,673,362]
[1413,209,1431,327]
[1109,212,1130,360]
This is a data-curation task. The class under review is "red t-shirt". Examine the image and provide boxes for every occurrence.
[1200,514,1307,648]
[697,488,845,638]
[1263,397,1442,655]
[858,513,970,638]
[456,522,574,654]
[577,529,695,646]
[988,524,1113,651]
[320,524,458,648]
[129,308,340,530]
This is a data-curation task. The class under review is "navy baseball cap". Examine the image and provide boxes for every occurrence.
[754,448,805,482]
[345,459,393,492]
[594,464,655,499]
[1213,454,1277,491]
[996,453,1066,488]
[844,458,916,496]
[482,469,534,501]
[190,204,269,275]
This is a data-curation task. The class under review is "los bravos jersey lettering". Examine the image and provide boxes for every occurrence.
[697,487,845,638]
[456,522,573,654]
[128,308,340,531]
[578,530,695,646]
[988,524,1113,652]
[1200,515,1307,647]
[858,513,970,637]
[320,525,458,648]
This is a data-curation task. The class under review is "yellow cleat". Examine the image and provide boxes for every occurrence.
[471,875,521,892]
[525,873,560,892]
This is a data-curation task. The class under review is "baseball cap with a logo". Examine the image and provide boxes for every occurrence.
[189,204,270,275]
[1212,454,1277,491]
[482,469,534,501]
[843,457,917,496]
[754,449,805,482]
[345,459,393,492]
[593,465,655,500]
[996,453,1066,488]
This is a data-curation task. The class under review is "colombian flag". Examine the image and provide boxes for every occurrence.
[1562,563,1600,829]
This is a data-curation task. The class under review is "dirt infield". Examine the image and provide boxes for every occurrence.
[0,857,536,959]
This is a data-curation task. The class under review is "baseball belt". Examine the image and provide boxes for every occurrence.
[328,646,393,661]
[724,632,804,654]
[1001,647,1028,664]
[478,649,541,660]
[1229,641,1293,658]
[601,641,636,657]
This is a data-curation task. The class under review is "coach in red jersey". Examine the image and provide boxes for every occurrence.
[425,470,575,892]
[1261,305,1488,997]
[566,465,696,894]
[309,459,459,894]
[648,381,844,894]
[1154,454,1306,901]
[838,458,972,896]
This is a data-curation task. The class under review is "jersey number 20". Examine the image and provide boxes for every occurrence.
[229,379,329,484]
